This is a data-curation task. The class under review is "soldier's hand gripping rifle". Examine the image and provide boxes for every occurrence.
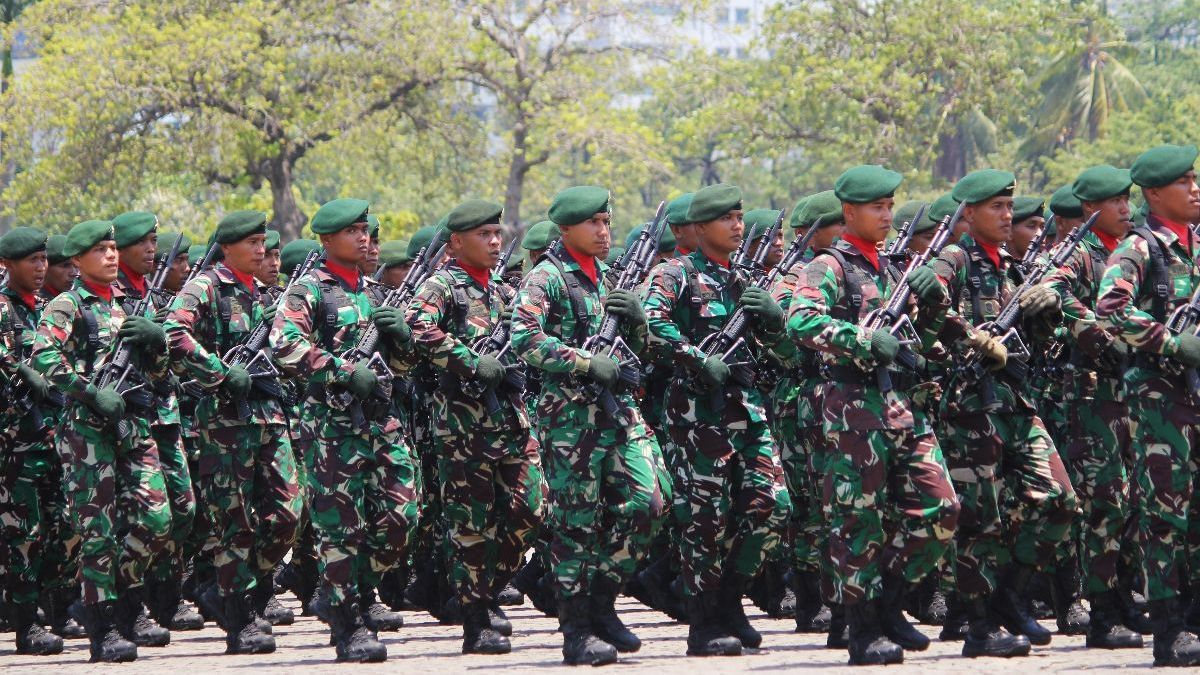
[859,203,956,393]
[573,201,668,418]
[328,232,448,427]
[459,235,527,416]
[693,210,785,412]
[959,210,1098,409]
[92,232,184,439]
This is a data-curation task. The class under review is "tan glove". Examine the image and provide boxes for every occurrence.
[1018,285,1060,318]
[966,330,1008,372]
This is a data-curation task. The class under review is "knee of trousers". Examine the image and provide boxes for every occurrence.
[262,499,303,542]
[933,500,962,544]
[744,490,789,535]
[140,506,174,555]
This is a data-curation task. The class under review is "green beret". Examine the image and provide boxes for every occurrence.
[893,201,933,234]
[379,240,411,268]
[927,193,958,224]
[1073,165,1132,202]
[687,184,743,223]
[1049,184,1084,218]
[1012,196,1046,223]
[63,220,115,257]
[366,215,380,239]
[111,211,158,249]
[666,193,696,227]
[605,246,625,265]
[311,198,370,235]
[1043,215,1058,238]
[279,239,322,277]
[215,210,268,244]
[264,229,281,251]
[834,165,903,204]
[743,209,782,242]
[46,234,69,265]
[952,169,1016,204]
[659,227,676,253]
[406,225,440,260]
[1132,144,1199,188]
[155,232,191,262]
[187,244,207,262]
[791,190,844,230]
[446,199,503,233]
[549,186,610,226]
[521,220,560,251]
[0,227,47,260]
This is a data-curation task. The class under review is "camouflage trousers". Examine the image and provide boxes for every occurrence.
[438,427,544,604]
[541,404,662,598]
[309,425,419,605]
[1064,380,1133,598]
[0,445,77,604]
[57,411,171,604]
[197,422,301,596]
[940,410,1078,598]
[1127,387,1200,602]
[775,403,827,575]
[669,416,790,596]
[148,423,196,582]
[824,425,958,605]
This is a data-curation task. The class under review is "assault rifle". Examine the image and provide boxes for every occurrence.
[458,234,530,416]
[883,205,921,270]
[185,242,219,286]
[1017,221,1051,277]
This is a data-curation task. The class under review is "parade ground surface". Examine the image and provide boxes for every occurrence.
[6,595,1160,673]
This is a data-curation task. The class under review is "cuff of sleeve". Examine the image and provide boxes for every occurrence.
[1164,335,1181,356]
[572,351,592,374]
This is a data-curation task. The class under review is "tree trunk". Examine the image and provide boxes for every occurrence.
[0,46,15,234]
[266,155,306,242]
[503,121,530,228]
[934,128,965,183]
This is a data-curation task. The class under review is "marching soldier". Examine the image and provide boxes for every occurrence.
[40,234,78,300]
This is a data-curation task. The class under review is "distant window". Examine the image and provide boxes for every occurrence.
[736,47,748,59]
[715,47,730,57]
[735,8,750,24]
[715,7,729,24]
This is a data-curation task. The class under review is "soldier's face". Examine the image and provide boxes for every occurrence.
[45,260,78,293]
[812,223,844,250]
[119,232,158,276]
[560,213,611,258]
[671,223,698,252]
[164,253,190,293]
[1084,194,1132,238]
[361,237,380,275]
[222,234,266,276]
[382,264,409,288]
[1054,216,1083,244]
[697,210,743,257]
[1010,217,1043,259]
[76,241,119,285]
[909,230,935,256]
[321,222,370,267]
[843,198,894,244]
[747,229,784,268]
[3,251,47,294]
[965,196,1014,245]
[1145,170,1200,224]
[257,248,281,286]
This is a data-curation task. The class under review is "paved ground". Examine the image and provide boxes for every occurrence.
[4,596,1159,673]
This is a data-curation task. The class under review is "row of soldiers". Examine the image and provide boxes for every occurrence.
[1,142,1200,668]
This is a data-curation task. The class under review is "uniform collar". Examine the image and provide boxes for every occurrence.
[117,263,147,296]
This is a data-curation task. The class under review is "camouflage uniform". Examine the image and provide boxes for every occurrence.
[930,235,1077,599]
[270,262,419,606]
[643,251,791,597]
[164,262,302,597]
[31,281,172,604]
[787,240,958,606]
[407,260,544,606]
[510,240,664,598]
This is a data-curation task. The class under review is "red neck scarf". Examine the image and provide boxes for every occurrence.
[13,289,36,310]
[118,261,146,296]
[42,284,62,298]
[842,234,880,271]
[676,246,693,257]
[325,259,361,290]
[563,244,597,285]
[1095,229,1121,253]
[83,278,113,302]
[459,261,491,289]
[1158,217,1193,249]
[704,252,730,269]
[976,239,1002,269]
[227,265,259,296]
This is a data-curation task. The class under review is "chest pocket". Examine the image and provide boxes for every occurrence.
[315,281,366,350]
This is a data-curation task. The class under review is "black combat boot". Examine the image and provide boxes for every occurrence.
[328,595,387,663]
[42,588,87,639]
[751,560,796,619]
[1086,591,1143,649]
[1150,598,1200,667]
[719,573,762,648]
[512,555,557,618]
[150,578,204,631]
[1049,561,1090,635]
[991,563,1052,646]
[489,602,513,637]
[360,585,403,632]
[938,592,970,641]
[11,602,63,655]
[908,574,948,625]
[791,568,832,633]
[588,576,639,652]
[826,603,849,649]
[496,583,524,606]
[462,601,511,654]
[879,574,930,651]
[847,599,903,665]
[685,591,742,657]
[276,559,318,613]
[559,593,618,665]
[635,556,687,622]
[81,601,137,663]
[115,586,170,647]
[253,575,294,627]
[962,595,1031,658]
[223,592,276,654]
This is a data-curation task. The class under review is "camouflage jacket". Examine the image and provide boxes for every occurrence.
[770,263,823,428]
[164,263,285,427]
[116,268,179,426]
[0,288,43,434]
[1096,216,1200,401]
[510,240,647,428]
[407,260,529,434]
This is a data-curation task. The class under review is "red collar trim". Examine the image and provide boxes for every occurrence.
[1158,217,1193,248]
[676,246,693,257]
[842,234,880,271]
[42,284,62,298]
[1095,230,1121,253]
[976,240,1002,269]
[15,290,37,310]
[458,261,491,289]
[83,278,113,302]
[325,259,361,290]
[118,261,146,295]
[704,252,730,269]
[226,265,260,296]
[563,243,597,285]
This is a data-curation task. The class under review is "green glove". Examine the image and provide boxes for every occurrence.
[85,384,125,422]
[260,303,278,326]
[342,362,379,399]
[221,365,252,399]
[118,315,166,350]
[474,354,505,387]
[1174,334,1200,368]
[699,354,730,387]
[373,307,411,344]
[906,266,946,303]
[17,363,49,402]
[603,289,646,325]
[586,355,619,390]
[869,329,900,366]
[739,286,784,332]
[1019,285,1060,319]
